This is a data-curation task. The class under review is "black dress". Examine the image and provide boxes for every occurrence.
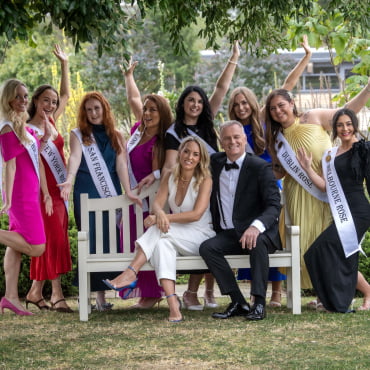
[304,140,370,312]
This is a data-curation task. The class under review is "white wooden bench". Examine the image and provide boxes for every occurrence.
[78,181,301,321]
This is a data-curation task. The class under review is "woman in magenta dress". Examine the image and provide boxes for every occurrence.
[0,79,52,316]
[120,60,172,308]
[25,45,73,313]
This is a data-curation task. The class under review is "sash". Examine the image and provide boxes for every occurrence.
[322,147,363,257]
[0,120,39,188]
[167,123,217,155]
[126,125,149,212]
[72,129,118,198]
[275,132,328,202]
[126,125,143,189]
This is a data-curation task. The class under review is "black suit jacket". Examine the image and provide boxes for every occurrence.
[210,152,282,250]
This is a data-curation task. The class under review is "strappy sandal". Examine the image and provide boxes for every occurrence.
[269,290,282,308]
[25,298,50,310]
[166,293,183,323]
[50,298,73,313]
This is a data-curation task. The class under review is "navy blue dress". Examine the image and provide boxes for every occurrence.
[73,123,122,291]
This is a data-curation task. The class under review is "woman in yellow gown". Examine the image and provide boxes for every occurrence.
[264,80,370,290]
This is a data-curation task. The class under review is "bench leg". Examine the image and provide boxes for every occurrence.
[79,269,90,321]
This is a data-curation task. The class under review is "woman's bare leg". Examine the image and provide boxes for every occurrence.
[161,278,182,322]
[0,230,44,256]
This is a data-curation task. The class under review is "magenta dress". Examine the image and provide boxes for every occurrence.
[120,122,164,299]
[0,128,45,244]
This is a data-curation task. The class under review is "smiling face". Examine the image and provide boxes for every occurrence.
[9,84,28,113]
[335,114,356,144]
[143,98,160,132]
[183,91,203,123]
[179,140,201,172]
[85,98,104,125]
[35,89,58,119]
[269,95,295,128]
[220,123,247,162]
[232,93,252,123]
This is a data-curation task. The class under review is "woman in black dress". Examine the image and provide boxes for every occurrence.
[297,108,370,312]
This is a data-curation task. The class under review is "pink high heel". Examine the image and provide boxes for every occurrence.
[0,297,34,316]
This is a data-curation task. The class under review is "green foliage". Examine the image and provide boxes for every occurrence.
[359,230,370,285]
[0,1,134,56]
[287,1,370,104]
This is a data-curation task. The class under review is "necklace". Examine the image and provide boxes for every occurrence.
[179,176,191,189]
[180,176,190,182]
[144,129,155,138]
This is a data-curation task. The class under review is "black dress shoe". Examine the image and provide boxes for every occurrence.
[212,302,250,319]
[246,303,266,321]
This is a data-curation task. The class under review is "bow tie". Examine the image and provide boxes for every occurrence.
[224,162,239,171]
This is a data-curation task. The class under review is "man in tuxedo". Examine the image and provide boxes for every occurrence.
[199,120,282,320]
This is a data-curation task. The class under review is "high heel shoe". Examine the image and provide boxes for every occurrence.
[204,289,218,308]
[92,299,114,312]
[182,290,203,311]
[166,293,183,323]
[102,265,138,298]
[0,297,33,316]
[25,298,50,310]
[269,290,282,308]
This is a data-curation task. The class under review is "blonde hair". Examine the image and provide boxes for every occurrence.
[0,79,30,143]
[228,87,265,155]
[173,136,211,190]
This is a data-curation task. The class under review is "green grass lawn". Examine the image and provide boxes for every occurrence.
[1,295,369,369]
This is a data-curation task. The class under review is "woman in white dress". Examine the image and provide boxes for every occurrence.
[103,136,215,322]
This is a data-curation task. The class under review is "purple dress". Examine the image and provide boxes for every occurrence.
[0,128,45,244]
[120,122,164,299]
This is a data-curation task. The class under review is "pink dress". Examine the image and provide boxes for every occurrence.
[30,121,71,281]
[120,122,164,299]
[0,128,45,244]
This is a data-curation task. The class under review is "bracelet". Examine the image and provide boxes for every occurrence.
[153,169,161,180]
[228,59,238,65]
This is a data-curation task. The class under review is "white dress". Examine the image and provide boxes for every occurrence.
[136,174,215,282]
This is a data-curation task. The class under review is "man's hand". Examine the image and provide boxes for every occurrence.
[239,226,260,250]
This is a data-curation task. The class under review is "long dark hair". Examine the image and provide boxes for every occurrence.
[28,84,59,120]
[140,94,173,168]
[174,85,217,150]
[265,89,299,158]
[332,108,359,141]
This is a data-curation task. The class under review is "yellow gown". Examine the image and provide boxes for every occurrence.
[282,119,332,289]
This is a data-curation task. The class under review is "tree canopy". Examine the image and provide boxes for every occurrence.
[1,1,369,57]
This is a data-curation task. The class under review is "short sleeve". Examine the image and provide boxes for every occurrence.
[0,131,24,162]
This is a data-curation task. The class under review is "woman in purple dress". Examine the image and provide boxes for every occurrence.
[120,60,173,308]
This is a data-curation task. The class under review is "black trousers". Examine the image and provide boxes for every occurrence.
[199,229,274,298]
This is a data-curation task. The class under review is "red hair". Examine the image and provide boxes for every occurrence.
[77,91,121,154]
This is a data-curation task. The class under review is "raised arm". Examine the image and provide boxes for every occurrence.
[209,41,240,118]
[53,44,70,121]
[304,77,370,131]
[345,77,370,113]
[121,59,143,122]
[282,35,312,91]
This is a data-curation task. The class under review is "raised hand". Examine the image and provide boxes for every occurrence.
[53,44,68,63]
[120,57,138,76]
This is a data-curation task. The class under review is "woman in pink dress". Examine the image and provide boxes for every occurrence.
[25,45,73,313]
[0,79,52,316]
[120,60,173,308]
